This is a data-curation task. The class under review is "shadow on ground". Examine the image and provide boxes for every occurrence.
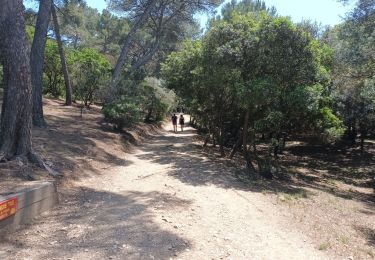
[30,99,139,181]
[0,187,191,259]
[137,127,375,206]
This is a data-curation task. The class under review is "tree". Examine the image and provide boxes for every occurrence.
[96,9,130,59]
[51,1,73,105]
[328,0,375,151]
[0,0,33,160]
[43,39,66,98]
[162,12,344,176]
[221,0,276,21]
[109,0,223,89]
[58,0,101,49]
[31,0,53,127]
[109,0,158,88]
[71,48,112,107]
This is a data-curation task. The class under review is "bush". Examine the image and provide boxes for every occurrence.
[317,107,345,143]
[102,99,142,130]
[102,77,176,128]
[71,48,111,107]
[43,40,65,98]
[141,77,176,122]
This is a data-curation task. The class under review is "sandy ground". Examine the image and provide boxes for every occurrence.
[0,120,334,260]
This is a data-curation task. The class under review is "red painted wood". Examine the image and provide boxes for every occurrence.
[0,197,18,221]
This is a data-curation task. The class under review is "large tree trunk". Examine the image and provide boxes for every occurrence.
[0,0,33,160]
[31,0,52,127]
[110,0,157,89]
[51,3,72,105]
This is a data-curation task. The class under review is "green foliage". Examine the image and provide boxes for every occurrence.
[163,10,345,164]
[70,48,112,106]
[221,0,277,21]
[318,107,346,143]
[102,98,142,129]
[43,40,65,98]
[96,9,130,58]
[326,0,375,137]
[103,77,176,129]
[26,25,35,43]
[141,77,176,122]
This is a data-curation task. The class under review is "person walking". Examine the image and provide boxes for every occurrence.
[171,114,178,133]
[179,114,185,132]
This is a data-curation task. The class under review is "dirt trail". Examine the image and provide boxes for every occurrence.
[0,121,330,260]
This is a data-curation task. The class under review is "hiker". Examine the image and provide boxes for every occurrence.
[171,114,178,133]
[179,114,185,132]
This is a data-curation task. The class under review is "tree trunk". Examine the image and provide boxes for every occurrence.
[203,134,210,147]
[0,0,33,160]
[31,0,52,127]
[125,38,161,77]
[110,0,157,89]
[219,123,226,157]
[360,129,366,153]
[51,3,72,105]
[243,109,255,172]
[229,130,242,159]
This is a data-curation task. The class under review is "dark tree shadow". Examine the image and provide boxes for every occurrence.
[355,226,375,247]
[0,187,192,259]
[29,100,136,181]
[135,127,375,207]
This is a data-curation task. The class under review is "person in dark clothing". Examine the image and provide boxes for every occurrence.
[171,114,178,133]
[179,114,185,132]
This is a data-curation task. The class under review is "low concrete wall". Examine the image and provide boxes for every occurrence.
[0,181,58,235]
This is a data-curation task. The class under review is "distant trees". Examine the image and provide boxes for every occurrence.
[327,0,375,150]
[51,2,73,105]
[221,0,276,20]
[108,0,223,89]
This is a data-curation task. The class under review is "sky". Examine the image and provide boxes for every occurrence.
[84,0,354,27]
[26,0,354,28]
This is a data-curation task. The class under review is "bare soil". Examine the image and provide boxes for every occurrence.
[0,99,374,259]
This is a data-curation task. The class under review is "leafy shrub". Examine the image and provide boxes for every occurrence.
[43,40,65,98]
[71,48,111,107]
[317,107,345,143]
[141,77,176,122]
[102,99,142,130]
[102,77,176,129]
